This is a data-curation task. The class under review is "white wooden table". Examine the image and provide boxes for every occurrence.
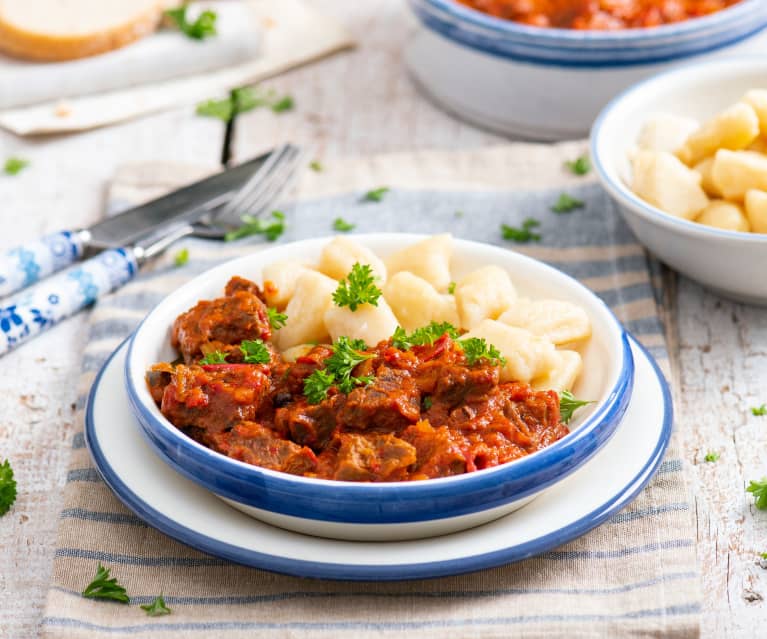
[0,2,764,637]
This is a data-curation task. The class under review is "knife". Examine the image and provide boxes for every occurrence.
[0,151,271,298]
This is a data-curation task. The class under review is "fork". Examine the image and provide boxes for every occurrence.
[0,145,304,356]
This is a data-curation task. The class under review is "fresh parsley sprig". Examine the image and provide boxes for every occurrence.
[747,478,767,510]
[225,211,285,242]
[559,390,594,424]
[199,351,228,365]
[309,160,323,172]
[165,6,217,40]
[82,564,130,603]
[240,339,270,365]
[4,157,28,176]
[363,187,389,203]
[752,404,767,416]
[332,263,382,311]
[501,218,541,243]
[333,217,355,232]
[565,155,591,176]
[0,459,17,516]
[267,307,288,330]
[141,594,172,617]
[391,322,461,350]
[302,338,374,404]
[704,451,720,463]
[303,369,335,404]
[458,337,505,366]
[551,193,585,214]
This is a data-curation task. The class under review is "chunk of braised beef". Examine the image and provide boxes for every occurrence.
[336,366,421,432]
[171,280,272,363]
[159,363,269,445]
[282,345,334,395]
[329,432,417,482]
[275,398,339,450]
[225,421,317,475]
[224,276,268,303]
[401,420,468,478]
[146,363,173,405]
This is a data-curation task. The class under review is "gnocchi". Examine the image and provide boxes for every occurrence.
[532,350,583,394]
[276,271,337,350]
[696,200,750,233]
[383,271,459,332]
[676,102,759,166]
[319,236,387,283]
[385,233,453,292]
[498,298,591,346]
[454,265,517,330]
[261,260,311,310]
[324,299,399,346]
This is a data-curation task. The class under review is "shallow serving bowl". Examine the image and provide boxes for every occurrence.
[124,234,633,541]
[591,56,767,305]
[405,0,767,140]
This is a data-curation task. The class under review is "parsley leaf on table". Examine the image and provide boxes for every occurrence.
[559,390,594,424]
[363,187,389,203]
[309,160,323,172]
[266,307,288,330]
[199,351,228,365]
[747,478,767,510]
[332,263,382,311]
[752,404,767,416]
[501,218,541,243]
[225,211,286,242]
[240,339,271,365]
[333,217,355,232]
[551,193,585,214]
[270,96,294,113]
[173,248,189,267]
[165,6,217,40]
[82,564,130,603]
[565,155,591,176]
[196,87,294,122]
[0,459,17,516]
[704,451,720,463]
[4,157,28,176]
[141,594,172,617]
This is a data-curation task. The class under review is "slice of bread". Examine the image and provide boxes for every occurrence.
[0,0,165,62]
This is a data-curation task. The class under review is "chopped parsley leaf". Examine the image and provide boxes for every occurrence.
[271,96,294,113]
[752,404,767,416]
[196,86,293,122]
[332,263,382,311]
[747,478,767,510]
[199,351,228,365]
[454,210,464,218]
[565,155,591,176]
[4,157,29,176]
[551,193,585,214]
[363,187,389,203]
[704,451,720,463]
[457,337,505,367]
[82,564,130,603]
[309,160,323,172]
[333,217,355,232]
[173,248,189,267]
[422,396,433,410]
[225,210,285,242]
[165,6,217,40]
[501,218,541,243]
[303,338,374,404]
[141,594,172,617]
[0,459,17,516]
[409,321,460,346]
[304,369,335,405]
[559,390,593,424]
[240,339,270,365]
[448,281,456,295]
[266,307,288,330]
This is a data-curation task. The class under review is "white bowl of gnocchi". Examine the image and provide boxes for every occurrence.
[592,56,767,305]
[125,234,633,541]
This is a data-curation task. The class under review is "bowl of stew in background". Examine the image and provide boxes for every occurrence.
[124,234,633,541]
[405,0,767,140]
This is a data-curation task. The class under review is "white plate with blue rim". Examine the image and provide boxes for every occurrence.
[85,333,671,581]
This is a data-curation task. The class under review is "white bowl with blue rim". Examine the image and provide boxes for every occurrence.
[405,0,767,141]
[591,56,767,305]
[123,234,634,541]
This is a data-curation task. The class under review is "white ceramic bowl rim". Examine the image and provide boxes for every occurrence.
[124,235,633,497]
[591,54,767,245]
[423,0,762,42]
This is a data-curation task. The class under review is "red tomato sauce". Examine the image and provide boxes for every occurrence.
[456,0,742,29]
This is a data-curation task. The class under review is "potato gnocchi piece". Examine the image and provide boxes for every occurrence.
[632,151,709,220]
[385,234,452,292]
[383,271,459,332]
[747,137,767,154]
[498,298,591,346]
[277,271,337,350]
[324,299,399,346]
[319,236,387,283]
[744,190,767,234]
[636,113,699,153]
[281,344,318,363]
[693,157,723,198]
[676,102,759,166]
[261,260,312,310]
[695,200,750,232]
[532,350,583,394]
[742,89,767,136]
[711,149,767,200]
[454,266,517,330]
[463,320,557,384]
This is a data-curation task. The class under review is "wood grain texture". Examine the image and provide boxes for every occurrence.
[0,1,764,637]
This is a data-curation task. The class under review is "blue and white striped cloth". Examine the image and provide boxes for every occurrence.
[41,148,700,639]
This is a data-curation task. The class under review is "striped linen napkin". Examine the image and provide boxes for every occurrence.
[41,143,701,638]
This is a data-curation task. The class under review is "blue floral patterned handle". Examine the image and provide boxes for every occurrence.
[0,230,85,298]
[0,248,138,356]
